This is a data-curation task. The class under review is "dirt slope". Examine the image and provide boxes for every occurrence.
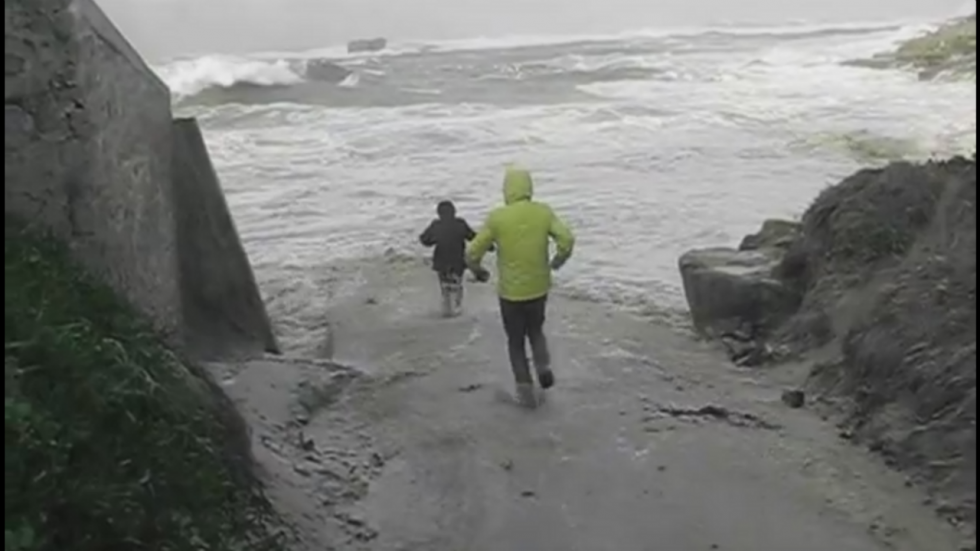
[778,157,977,534]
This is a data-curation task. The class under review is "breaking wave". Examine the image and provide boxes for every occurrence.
[156,19,940,104]
[160,15,975,323]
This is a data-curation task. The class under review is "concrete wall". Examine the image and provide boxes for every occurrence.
[172,118,280,359]
[6,0,281,358]
[6,0,180,339]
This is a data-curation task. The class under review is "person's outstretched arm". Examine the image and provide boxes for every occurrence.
[549,210,575,271]
[466,217,496,280]
[463,219,477,242]
[419,221,437,247]
[463,219,495,252]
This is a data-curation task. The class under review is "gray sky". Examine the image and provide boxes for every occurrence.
[98,0,970,61]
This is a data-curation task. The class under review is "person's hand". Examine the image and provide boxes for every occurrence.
[473,268,491,283]
[550,256,567,272]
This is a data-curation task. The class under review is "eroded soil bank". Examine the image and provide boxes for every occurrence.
[681,157,977,545]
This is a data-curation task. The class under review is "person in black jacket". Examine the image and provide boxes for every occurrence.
[419,200,480,317]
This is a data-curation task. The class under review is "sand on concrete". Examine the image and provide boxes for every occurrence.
[215,256,969,551]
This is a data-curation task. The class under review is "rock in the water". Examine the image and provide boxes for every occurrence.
[347,37,388,54]
[782,390,807,409]
[679,248,801,341]
[304,59,352,83]
[722,335,774,367]
[739,219,802,252]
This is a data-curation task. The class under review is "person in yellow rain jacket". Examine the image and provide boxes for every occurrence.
[467,166,575,409]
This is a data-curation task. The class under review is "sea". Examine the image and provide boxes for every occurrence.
[154,17,977,347]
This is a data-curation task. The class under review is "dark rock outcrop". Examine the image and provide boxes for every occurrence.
[347,37,388,54]
[789,158,977,534]
[680,157,977,535]
[739,219,802,252]
[304,59,352,83]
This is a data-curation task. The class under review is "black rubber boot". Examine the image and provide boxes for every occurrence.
[537,368,555,390]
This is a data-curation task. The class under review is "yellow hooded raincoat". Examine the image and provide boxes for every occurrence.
[467,167,575,302]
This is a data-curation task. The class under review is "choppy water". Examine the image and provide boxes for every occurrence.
[159,19,977,348]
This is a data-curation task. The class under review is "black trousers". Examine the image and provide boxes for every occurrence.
[499,295,551,385]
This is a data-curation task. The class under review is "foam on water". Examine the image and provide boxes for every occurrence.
[338,72,361,89]
[161,18,977,344]
[156,18,933,101]
[159,55,305,98]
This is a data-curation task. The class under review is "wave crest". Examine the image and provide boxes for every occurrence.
[157,55,307,98]
[157,18,972,109]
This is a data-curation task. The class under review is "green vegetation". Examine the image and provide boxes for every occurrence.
[895,15,977,68]
[791,130,921,164]
[5,219,285,551]
[847,15,977,80]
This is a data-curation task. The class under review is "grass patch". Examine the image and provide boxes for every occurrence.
[5,219,286,551]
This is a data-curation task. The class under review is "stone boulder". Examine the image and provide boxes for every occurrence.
[679,246,801,366]
[304,59,352,83]
[347,37,388,54]
[739,219,801,252]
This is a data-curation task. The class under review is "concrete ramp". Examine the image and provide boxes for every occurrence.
[171,118,280,359]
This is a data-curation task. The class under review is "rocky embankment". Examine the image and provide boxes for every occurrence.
[848,15,977,80]
[681,157,977,536]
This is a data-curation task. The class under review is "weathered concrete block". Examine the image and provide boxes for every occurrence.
[7,0,283,360]
[5,52,28,78]
[172,118,280,359]
[679,247,800,340]
[5,104,36,147]
[5,0,179,339]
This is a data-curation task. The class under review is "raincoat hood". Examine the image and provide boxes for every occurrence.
[468,165,576,302]
[437,200,456,220]
[503,167,534,205]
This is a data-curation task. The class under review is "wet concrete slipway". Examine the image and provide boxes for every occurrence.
[209,255,967,551]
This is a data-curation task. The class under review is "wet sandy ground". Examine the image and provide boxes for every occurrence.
[211,257,967,551]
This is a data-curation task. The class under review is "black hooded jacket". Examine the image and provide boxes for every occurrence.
[420,203,477,275]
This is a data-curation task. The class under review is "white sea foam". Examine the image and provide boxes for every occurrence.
[166,17,976,332]
[156,18,940,100]
[157,55,305,98]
